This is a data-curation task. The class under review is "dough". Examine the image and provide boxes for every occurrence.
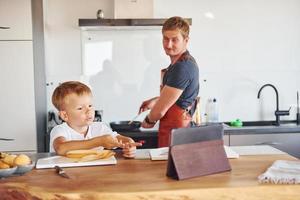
[0,160,10,169]
[14,154,31,166]
[3,154,17,167]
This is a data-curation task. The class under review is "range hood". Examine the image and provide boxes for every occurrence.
[79,18,192,30]
[78,0,191,30]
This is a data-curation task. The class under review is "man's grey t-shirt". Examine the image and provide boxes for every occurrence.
[162,50,199,115]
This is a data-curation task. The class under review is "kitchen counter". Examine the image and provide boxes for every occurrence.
[224,120,300,135]
[120,122,300,158]
[121,121,300,137]
[224,124,300,134]
[121,122,300,142]
[0,152,299,199]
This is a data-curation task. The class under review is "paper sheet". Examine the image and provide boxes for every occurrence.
[147,146,239,161]
[150,147,169,160]
[224,145,239,158]
[134,149,150,160]
[230,145,286,156]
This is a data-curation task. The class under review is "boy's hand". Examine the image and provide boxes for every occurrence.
[122,147,136,158]
[97,135,123,149]
[122,142,143,156]
[117,137,142,158]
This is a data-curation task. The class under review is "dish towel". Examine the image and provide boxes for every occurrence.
[258,160,300,184]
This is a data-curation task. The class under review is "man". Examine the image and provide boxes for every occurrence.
[139,16,199,147]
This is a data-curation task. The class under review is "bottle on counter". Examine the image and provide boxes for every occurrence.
[211,98,219,123]
[206,98,219,123]
[192,96,201,125]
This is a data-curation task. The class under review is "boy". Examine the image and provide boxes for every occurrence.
[50,81,141,158]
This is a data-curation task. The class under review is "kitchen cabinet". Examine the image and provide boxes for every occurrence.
[0,0,37,152]
[229,133,300,158]
[0,41,37,151]
[223,135,229,145]
[0,0,32,40]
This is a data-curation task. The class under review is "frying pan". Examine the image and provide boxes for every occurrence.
[110,121,141,132]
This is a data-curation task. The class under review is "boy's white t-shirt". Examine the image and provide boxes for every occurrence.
[49,122,118,153]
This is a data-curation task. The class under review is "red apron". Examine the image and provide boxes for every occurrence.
[158,68,192,147]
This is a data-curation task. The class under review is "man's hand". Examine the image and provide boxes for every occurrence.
[141,120,155,128]
[139,97,159,114]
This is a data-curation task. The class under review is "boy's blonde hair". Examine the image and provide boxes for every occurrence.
[162,16,190,39]
[52,81,92,111]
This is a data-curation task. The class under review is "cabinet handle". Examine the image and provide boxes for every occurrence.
[255,142,281,145]
[0,138,14,141]
[0,26,10,29]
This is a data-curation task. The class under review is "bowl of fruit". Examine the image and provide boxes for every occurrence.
[0,153,34,178]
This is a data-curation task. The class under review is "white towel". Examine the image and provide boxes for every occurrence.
[258,160,300,184]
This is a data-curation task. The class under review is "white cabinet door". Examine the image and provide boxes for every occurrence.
[0,0,32,40]
[229,133,300,158]
[0,41,36,151]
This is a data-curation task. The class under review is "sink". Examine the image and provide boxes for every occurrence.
[224,120,297,127]
[241,121,276,126]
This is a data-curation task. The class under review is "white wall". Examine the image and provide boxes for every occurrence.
[44,0,113,108]
[154,0,300,122]
[44,0,300,123]
[81,28,169,121]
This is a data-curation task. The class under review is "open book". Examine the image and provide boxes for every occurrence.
[149,147,169,160]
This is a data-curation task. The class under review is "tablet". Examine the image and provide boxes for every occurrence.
[166,124,224,178]
[170,124,224,146]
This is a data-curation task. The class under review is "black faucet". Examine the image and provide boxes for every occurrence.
[257,84,290,126]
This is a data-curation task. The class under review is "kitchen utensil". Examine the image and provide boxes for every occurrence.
[128,112,143,124]
[110,121,141,132]
[55,165,70,179]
